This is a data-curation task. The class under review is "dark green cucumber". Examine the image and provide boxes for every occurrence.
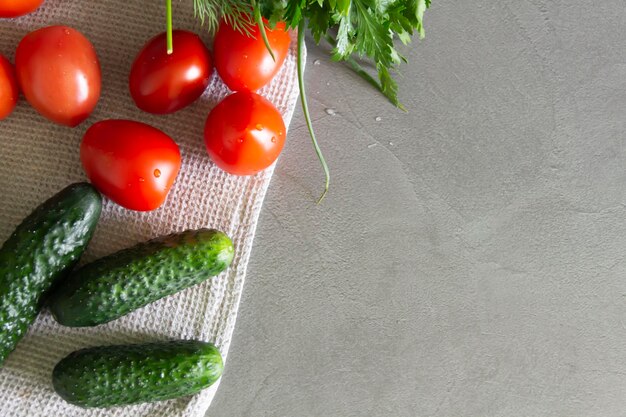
[50,229,234,327]
[52,340,223,408]
[0,183,102,365]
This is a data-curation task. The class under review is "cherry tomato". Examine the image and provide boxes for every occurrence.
[213,18,291,92]
[0,55,19,120]
[81,120,181,211]
[129,30,212,114]
[0,0,44,18]
[204,91,286,175]
[15,25,101,127]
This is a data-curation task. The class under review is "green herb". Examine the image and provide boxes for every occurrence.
[297,20,330,203]
[192,0,255,34]
[188,0,432,201]
[254,1,276,61]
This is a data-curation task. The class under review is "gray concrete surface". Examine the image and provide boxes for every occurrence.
[209,1,626,416]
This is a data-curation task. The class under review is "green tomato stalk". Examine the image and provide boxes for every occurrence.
[166,0,173,54]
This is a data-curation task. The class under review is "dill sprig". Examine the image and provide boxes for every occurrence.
[193,0,255,34]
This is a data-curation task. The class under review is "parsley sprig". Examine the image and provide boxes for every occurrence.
[189,0,431,201]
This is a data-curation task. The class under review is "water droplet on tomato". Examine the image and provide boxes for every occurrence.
[154,169,161,178]
[243,54,248,59]
[271,137,276,143]
[238,138,244,143]
[255,124,263,131]
[138,177,145,182]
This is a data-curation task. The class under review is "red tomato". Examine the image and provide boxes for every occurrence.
[129,30,212,114]
[0,0,44,18]
[0,55,19,120]
[204,91,286,175]
[81,120,181,211]
[15,25,101,127]
[213,18,291,92]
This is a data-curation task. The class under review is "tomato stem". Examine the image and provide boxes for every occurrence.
[253,2,275,62]
[298,21,329,204]
[166,0,173,54]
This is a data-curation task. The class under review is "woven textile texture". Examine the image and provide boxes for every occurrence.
[0,1,303,415]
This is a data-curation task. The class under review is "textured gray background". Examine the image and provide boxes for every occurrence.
[209,1,626,416]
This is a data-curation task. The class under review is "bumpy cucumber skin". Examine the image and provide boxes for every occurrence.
[50,229,234,327]
[0,183,102,365]
[52,340,223,408]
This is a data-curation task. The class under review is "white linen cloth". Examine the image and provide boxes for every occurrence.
[0,0,303,415]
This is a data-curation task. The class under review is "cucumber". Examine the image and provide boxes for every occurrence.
[52,340,223,408]
[50,229,234,327]
[0,183,102,365]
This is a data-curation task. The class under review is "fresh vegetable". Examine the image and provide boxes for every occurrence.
[213,17,291,92]
[0,55,18,120]
[15,25,101,127]
[204,90,285,175]
[80,119,181,211]
[0,183,102,365]
[129,30,213,114]
[0,0,44,18]
[191,0,432,200]
[50,229,234,327]
[196,0,431,110]
[52,340,223,408]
